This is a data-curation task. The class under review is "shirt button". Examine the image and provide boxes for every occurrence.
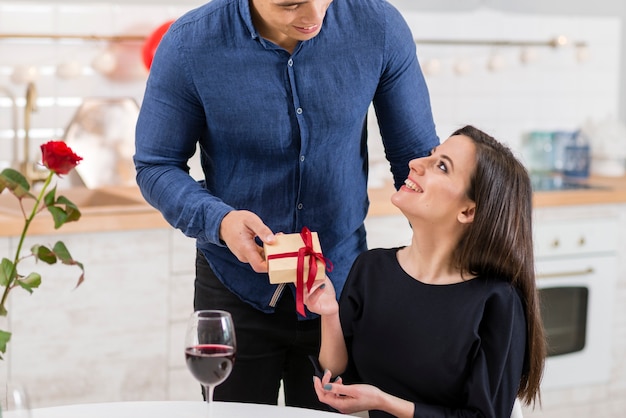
[296,108,303,115]
[288,59,293,66]
[300,155,305,162]
[297,203,303,210]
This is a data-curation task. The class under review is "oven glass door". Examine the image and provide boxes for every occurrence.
[540,286,588,356]
[536,255,615,390]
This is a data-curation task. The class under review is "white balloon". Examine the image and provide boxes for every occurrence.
[453,59,471,76]
[57,60,83,79]
[91,50,117,75]
[487,54,506,72]
[519,47,539,64]
[421,58,442,77]
[576,45,590,63]
[11,65,39,84]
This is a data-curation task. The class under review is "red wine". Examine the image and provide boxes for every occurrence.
[185,344,235,386]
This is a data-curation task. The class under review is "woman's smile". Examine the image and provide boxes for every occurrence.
[403,178,423,193]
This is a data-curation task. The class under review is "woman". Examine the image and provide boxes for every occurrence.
[305,126,546,417]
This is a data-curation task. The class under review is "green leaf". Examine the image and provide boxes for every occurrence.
[0,329,11,359]
[17,272,41,293]
[0,257,17,287]
[53,241,75,264]
[0,168,29,193]
[56,195,81,223]
[52,241,85,288]
[47,205,68,229]
[0,168,34,199]
[44,185,57,207]
[45,190,82,228]
[32,244,57,264]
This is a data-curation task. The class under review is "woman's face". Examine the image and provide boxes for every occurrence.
[250,0,333,51]
[391,134,477,226]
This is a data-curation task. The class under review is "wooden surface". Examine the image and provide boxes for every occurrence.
[0,186,168,237]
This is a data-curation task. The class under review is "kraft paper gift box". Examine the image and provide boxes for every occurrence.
[264,228,327,285]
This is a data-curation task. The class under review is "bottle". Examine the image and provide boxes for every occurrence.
[563,130,591,179]
[523,131,554,175]
[551,130,576,174]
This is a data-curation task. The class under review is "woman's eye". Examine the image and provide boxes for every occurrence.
[437,160,448,173]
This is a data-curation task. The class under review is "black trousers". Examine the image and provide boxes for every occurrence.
[194,250,328,410]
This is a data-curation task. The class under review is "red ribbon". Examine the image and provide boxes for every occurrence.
[267,227,333,316]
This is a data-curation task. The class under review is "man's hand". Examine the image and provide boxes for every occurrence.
[219,210,275,273]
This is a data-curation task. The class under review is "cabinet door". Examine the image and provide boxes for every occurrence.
[7,229,171,407]
[534,217,618,258]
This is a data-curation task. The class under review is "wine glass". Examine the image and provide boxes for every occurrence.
[1,382,32,418]
[184,310,236,413]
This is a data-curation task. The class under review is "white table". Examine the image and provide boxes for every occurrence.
[2,401,346,417]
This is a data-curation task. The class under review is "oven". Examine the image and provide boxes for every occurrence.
[534,213,618,390]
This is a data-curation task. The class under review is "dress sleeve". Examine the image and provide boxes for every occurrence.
[412,286,527,418]
[337,253,368,383]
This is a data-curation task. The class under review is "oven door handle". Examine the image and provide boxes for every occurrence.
[536,267,594,279]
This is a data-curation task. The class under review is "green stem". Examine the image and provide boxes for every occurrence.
[0,172,54,314]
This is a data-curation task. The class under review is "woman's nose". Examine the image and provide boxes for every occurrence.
[409,158,426,175]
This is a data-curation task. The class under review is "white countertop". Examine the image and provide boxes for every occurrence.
[2,401,345,418]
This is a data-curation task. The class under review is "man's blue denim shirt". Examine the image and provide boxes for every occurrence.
[134,0,438,317]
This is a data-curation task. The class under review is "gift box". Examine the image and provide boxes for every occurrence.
[265,229,326,284]
[265,227,332,317]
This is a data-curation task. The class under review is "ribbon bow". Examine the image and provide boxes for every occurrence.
[267,227,333,316]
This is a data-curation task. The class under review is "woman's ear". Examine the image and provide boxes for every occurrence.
[458,203,476,224]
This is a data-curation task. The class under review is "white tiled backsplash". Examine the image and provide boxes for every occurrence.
[0,3,621,182]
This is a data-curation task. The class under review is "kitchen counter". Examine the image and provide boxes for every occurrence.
[2,175,626,237]
[0,185,168,237]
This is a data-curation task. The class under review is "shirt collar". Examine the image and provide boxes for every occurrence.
[238,0,258,40]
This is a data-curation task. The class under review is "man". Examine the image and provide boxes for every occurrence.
[134,0,438,409]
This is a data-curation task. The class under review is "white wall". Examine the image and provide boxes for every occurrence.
[0,2,621,184]
[18,0,624,124]
[389,0,626,126]
[369,9,621,185]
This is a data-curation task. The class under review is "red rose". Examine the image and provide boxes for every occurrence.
[40,141,82,175]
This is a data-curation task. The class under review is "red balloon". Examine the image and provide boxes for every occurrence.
[142,20,175,71]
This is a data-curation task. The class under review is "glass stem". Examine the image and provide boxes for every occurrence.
[205,385,214,403]
[205,385,214,417]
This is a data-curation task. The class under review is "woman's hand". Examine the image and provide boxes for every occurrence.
[313,370,416,418]
[304,277,338,316]
[305,278,347,375]
[313,370,383,415]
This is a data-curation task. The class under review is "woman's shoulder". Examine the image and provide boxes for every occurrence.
[471,277,525,316]
[355,247,401,263]
[348,247,402,279]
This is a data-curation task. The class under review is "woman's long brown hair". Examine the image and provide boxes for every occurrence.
[451,125,546,407]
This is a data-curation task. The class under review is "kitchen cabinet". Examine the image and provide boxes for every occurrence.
[523,204,626,418]
[532,206,619,391]
[0,227,197,408]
